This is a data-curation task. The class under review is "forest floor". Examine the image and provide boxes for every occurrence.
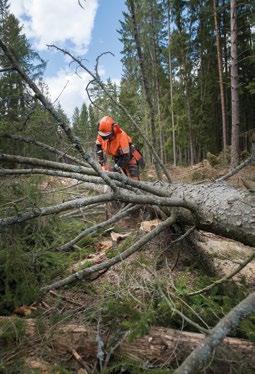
[1,161,255,374]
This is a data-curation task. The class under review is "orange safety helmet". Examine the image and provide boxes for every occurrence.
[98,116,115,137]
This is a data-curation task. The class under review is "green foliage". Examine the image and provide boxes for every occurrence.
[0,3,45,123]
[239,317,255,342]
[0,317,26,344]
[100,268,255,348]
[117,0,255,165]
[0,177,97,314]
[102,293,155,341]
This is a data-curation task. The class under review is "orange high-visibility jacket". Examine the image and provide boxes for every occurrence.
[96,129,132,157]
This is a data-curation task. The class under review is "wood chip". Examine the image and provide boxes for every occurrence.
[140,219,162,233]
[110,231,131,242]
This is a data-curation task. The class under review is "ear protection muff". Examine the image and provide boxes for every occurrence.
[113,123,122,134]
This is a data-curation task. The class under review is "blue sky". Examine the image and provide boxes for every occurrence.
[10,0,126,118]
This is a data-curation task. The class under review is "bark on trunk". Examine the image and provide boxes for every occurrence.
[230,0,240,168]
[167,0,177,166]
[152,181,255,247]
[213,0,228,153]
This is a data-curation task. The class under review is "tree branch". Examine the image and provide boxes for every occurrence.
[0,193,113,227]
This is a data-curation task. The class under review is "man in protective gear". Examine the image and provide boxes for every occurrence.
[96,116,144,180]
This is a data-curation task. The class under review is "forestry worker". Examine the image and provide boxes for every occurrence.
[96,115,144,181]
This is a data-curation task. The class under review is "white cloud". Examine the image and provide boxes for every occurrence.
[45,69,91,119]
[10,0,99,52]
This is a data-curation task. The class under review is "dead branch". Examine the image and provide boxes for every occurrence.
[53,80,70,104]
[49,290,83,307]
[94,51,114,78]
[0,153,94,175]
[215,139,254,182]
[0,168,103,184]
[85,79,105,112]
[215,154,254,182]
[41,214,176,292]
[70,348,90,373]
[78,0,86,10]
[174,291,255,374]
[187,251,255,296]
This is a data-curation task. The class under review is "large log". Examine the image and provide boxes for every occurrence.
[148,181,255,247]
[1,318,255,370]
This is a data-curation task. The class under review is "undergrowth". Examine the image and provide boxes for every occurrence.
[0,177,98,314]
[98,269,255,343]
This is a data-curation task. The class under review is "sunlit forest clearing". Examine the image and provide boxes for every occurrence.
[0,0,255,373]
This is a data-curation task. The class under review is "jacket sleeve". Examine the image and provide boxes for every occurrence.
[116,133,131,167]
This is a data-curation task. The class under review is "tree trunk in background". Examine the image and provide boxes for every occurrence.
[128,0,162,179]
[167,0,177,166]
[156,78,164,163]
[185,81,194,165]
[149,1,165,164]
[230,0,240,168]
[222,0,229,139]
[213,0,227,155]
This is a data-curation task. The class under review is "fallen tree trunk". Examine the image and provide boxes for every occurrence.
[1,162,255,247]
[150,181,255,247]
[1,318,255,370]
[1,149,255,246]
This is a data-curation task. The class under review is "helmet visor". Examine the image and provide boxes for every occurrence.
[98,131,113,140]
